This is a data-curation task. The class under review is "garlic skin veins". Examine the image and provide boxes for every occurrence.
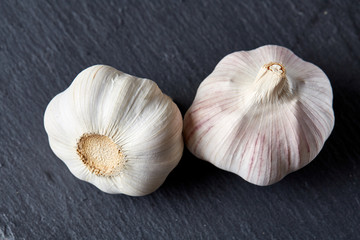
[44,65,184,196]
[184,45,334,186]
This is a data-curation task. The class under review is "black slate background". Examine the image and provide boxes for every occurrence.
[1,0,360,239]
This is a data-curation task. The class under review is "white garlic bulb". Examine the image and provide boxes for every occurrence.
[44,65,183,196]
[184,45,334,186]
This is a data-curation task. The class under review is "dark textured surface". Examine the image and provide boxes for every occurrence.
[1,0,359,239]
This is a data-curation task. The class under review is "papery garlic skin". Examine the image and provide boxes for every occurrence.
[184,45,334,186]
[44,65,183,196]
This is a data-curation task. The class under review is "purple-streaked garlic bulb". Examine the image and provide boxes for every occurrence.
[184,45,334,186]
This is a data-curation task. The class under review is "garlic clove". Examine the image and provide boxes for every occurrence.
[184,45,334,186]
[44,65,184,196]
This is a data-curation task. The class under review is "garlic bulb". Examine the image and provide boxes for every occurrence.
[184,45,334,186]
[44,65,183,196]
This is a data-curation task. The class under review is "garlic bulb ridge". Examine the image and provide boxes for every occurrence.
[44,65,184,196]
[184,45,334,186]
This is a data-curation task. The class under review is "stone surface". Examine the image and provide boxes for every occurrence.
[0,0,359,239]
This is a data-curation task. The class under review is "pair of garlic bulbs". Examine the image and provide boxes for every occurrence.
[44,45,334,196]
